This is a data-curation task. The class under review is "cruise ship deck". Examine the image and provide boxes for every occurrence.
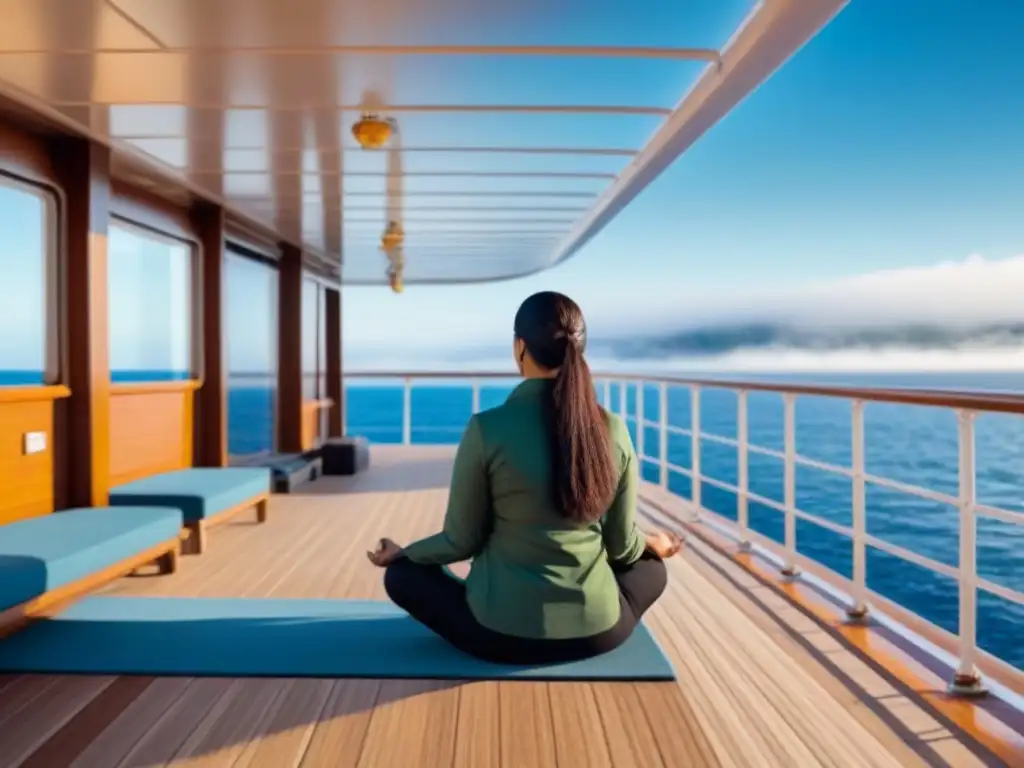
[1,0,1023,766]
[0,445,1019,768]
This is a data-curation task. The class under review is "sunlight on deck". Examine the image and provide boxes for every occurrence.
[0,447,1005,767]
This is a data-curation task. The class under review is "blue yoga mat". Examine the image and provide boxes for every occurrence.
[0,597,675,681]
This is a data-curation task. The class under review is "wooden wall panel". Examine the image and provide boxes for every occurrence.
[193,204,227,467]
[0,120,57,184]
[277,243,303,453]
[109,386,194,487]
[110,180,195,241]
[0,388,69,524]
[325,288,343,438]
[52,138,112,509]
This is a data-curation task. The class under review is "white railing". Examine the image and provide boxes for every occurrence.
[342,371,1024,697]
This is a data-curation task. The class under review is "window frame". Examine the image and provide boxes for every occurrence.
[302,271,335,401]
[225,242,281,459]
[108,215,203,383]
[0,170,61,386]
[301,275,324,400]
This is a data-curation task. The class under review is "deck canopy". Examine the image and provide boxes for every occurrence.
[0,0,846,284]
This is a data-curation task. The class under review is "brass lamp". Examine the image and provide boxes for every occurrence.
[387,265,403,293]
[380,220,404,251]
[351,112,394,150]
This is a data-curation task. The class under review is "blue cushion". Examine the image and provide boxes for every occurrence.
[109,468,271,523]
[0,507,183,612]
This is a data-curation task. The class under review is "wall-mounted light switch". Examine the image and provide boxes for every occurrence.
[23,431,47,455]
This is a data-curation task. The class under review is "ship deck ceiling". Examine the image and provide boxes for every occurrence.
[0,0,848,284]
[2,446,1018,768]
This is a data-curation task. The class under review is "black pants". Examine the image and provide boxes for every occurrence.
[383,552,669,665]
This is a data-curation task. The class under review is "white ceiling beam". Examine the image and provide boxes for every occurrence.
[55,102,673,116]
[8,44,720,60]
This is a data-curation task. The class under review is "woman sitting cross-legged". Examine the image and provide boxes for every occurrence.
[367,290,682,665]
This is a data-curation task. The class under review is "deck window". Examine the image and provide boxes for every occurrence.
[108,222,196,382]
[301,277,326,400]
[226,248,278,460]
[0,176,57,386]
[301,276,328,448]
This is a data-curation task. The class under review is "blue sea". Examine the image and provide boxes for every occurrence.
[4,369,1023,671]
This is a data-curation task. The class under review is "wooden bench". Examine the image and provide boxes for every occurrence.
[0,506,183,638]
[109,467,271,555]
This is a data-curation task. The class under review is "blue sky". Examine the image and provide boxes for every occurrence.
[2,1,1023,374]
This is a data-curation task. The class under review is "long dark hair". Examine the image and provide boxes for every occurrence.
[513,291,618,523]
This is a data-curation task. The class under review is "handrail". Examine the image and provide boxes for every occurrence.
[340,369,1024,415]
[336,369,1024,697]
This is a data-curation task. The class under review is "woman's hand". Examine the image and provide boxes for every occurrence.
[645,530,684,559]
[366,537,404,567]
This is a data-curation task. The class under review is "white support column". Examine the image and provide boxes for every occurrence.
[690,387,701,518]
[341,379,348,436]
[402,377,412,445]
[781,393,799,579]
[847,399,869,621]
[471,379,481,414]
[658,381,669,488]
[950,409,986,696]
[636,381,645,461]
[737,390,751,552]
[603,379,611,409]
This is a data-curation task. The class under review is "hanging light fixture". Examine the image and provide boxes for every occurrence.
[351,112,394,150]
[387,265,404,293]
[380,220,404,251]
[380,222,405,294]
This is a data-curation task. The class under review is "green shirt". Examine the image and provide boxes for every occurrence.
[401,378,646,639]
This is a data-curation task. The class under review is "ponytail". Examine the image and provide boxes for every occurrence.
[513,291,617,523]
[546,339,619,523]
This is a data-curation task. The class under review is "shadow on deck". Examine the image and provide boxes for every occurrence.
[0,446,1019,767]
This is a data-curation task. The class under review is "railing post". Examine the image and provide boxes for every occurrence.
[341,379,348,436]
[737,390,751,552]
[951,409,986,696]
[618,381,627,418]
[690,387,701,519]
[847,400,869,621]
[781,393,799,579]
[658,381,668,488]
[402,377,412,446]
[603,379,611,410]
[636,381,645,460]
[471,379,481,414]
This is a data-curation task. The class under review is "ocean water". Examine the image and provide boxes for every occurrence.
[3,369,1022,671]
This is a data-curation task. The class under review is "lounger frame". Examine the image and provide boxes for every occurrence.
[0,533,183,638]
[181,492,270,555]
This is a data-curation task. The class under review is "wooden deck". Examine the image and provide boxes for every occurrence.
[0,446,1019,767]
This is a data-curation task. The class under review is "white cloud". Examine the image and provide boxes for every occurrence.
[643,253,1024,332]
[345,347,1024,374]
[344,254,1024,372]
